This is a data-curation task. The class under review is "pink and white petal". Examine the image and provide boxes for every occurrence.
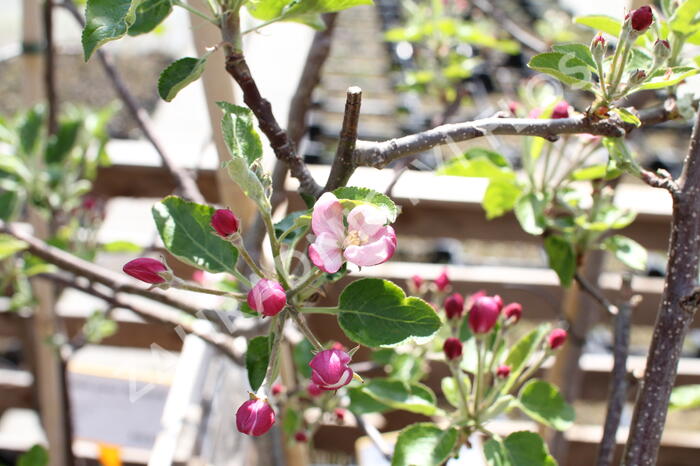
[344,228,396,267]
[311,192,345,239]
[309,233,344,273]
[346,204,387,238]
[321,368,354,390]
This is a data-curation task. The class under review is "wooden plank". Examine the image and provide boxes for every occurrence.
[0,369,34,412]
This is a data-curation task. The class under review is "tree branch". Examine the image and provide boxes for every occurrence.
[353,103,678,169]
[60,0,205,203]
[574,272,619,316]
[324,86,362,192]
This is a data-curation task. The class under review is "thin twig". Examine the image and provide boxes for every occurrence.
[597,274,640,466]
[323,87,362,192]
[60,0,205,203]
[353,412,392,461]
[43,0,58,135]
[574,273,619,316]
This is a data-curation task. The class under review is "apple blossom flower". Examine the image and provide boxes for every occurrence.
[548,328,568,350]
[123,258,170,284]
[247,279,287,317]
[444,293,465,320]
[211,208,239,237]
[443,337,463,360]
[308,193,396,274]
[236,397,275,436]
[469,295,502,334]
[309,348,354,391]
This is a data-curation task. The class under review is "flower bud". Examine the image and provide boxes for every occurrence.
[653,39,671,66]
[271,383,285,396]
[294,431,308,443]
[630,6,653,32]
[628,69,647,87]
[502,302,522,324]
[411,274,424,290]
[309,349,354,391]
[443,337,463,361]
[591,33,607,62]
[247,279,287,317]
[508,100,520,116]
[211,208,239,237]
[236,397,275,436]
[468,296,501,334]
[434,269,450,292]
[444,293,465,320]
[123,258,170,284]
[552,101,570,119]
[334,408,346,422]
[496,365,511,379]
[548,328,568,350]
[307,383,322,397]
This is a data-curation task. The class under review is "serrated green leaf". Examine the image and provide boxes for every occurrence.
[82,0,136,61]
[544,235,575,287]
[247,0,373,25]
[636,67,700,91]
[348,386,391,415]
[151,196,239,274]
[603,235,647,271]
[502,431,557,466]
[246,336,270,392]
[337,278,441,347]
[670,384,700,411]
[158,56,208,102]
[528,52,594,90]
[391,423,457,466]
[216,102,264,166]
[225,157,271,213]
[514,192,546,235]
[669,0,700,35]
[552,43,597,71]
[129,0,172,36]
[517,380,574,430]
[332,186,399,223]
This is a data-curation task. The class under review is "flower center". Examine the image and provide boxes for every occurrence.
[343,230,367,248]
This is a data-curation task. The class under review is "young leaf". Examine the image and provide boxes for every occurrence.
[332,186,399,222]
[528,53,594,90]
[361,379,437,415]
[158,56,209,102]
[669,0,700,36]
[225,157,271,213]
[45,119,82,165]
[18,106,45,157]
[483,179,522,219]
[441,376,470,409]
[82,0,136,61]
[502,324,550,392]
[0,190,20,222]
[152,196,239,274]
[551,43,597,71]
[603,235,648,271]
[216,102,264,166]
[613,108,641,127]
[484,438,509,466]
[348,386,392,415]
[517,380,574,431]
[514,192,546,236]
[247,0,373,26]
[337,278,441,347]
[292,338,314,378]
[463,148,511,168]
[391,423,458,466]
[0,234,28,260]
[82,311,118,343]
[544,235,575,287]
[129,0,173,36]
[501,431,557,466]
[636,67,700,91]
[573,15,621,36]
[246,336,271,392]
[669,384,700,411]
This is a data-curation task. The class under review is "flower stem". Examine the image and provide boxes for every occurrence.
[449,360,472,421]
[173,0,219,25]
[290,310,324,351]
[261,214,291,289]
[229,234,266,280]
[473,337,484,418]
[264,313,286,394]
[172,279,246,299]
[299,306,341,315]
[287,269,324,300]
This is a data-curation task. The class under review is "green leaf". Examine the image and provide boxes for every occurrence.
[0,155,31,182]
[613,108,641,127]
[18,106,45,157]
[247,0,373,25]
[670,384,700,411]
[100,240,143,253]
[0,190,20,221]
[504,324,551,392]
[274,210,311,244]
[484,438,509,466]
[0,234,28,260]
[636,67,700,91]
[551,43,597,71]
[129,0,172,36]
[158,56,209,102]
[348,386,391,415]
[388,353,425,383]
[361,379,437,415]
[391,423,458,466]
[669,0,700,35]
[292,338,314,378]
[225,156,271,213]
[483,179,522,220]
[82,0,136,61]
[282,406,302,435]
[544,235,575,287]
[152,196,239,274]
[246,336,271,392]
[463,148,511,168]
[82,311,118,343]
[603,235,647,271]
[441,376,470,409]
[603,137,639,174]
[517,380,574,431]
[45,119,82,165]
[17,445,49,466]
[528,52,594,90]
[574,15,621,36]
[571,164,608,181]
[217,102,264,166]
[333,186,399,223]
[337,278,441,347]
[514,192,546,235]
[502,431,557,466]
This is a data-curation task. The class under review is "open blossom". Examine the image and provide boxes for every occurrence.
[469,295,503,334]
[123,258,169,284]
[309,348,354,391]
[247,279,287,317]
[308,193,396,274]
[236,397,275,436]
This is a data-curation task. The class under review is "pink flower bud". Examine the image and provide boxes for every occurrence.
[236,397,275,436]
[247,279,287,317]
[444,293,465,320]
[502,302,522,324]
[552,101,570,119]
[591,33,606,62]
[123,258,169,284]
[211,208,239,237]
[307,383,322,397]
[295,431,308,443]
[630,6,653,32]
[507,100,520,115]
[443,337,463,361]
[191,270,206,285]
[434,269,450,291]
[331,342,346,352]
[496,365,511,378]
[271,383,285,396]
[492,294,504,311]
[548,328,568,350]
[309,349,354,391]
[411,275,424,290]
[334,408,346,422]
[468,296,501,334]
[592,33,606,48]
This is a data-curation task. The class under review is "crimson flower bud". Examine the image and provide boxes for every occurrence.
[591,33,606,62]
[443,337,463,361]
[444,293,465,319]
[123,258,169,284]
[247,279,287,317]
[502,302,522,324]
[469,296,501,334]
[630,6,653,32]
[551,101,570,119]
[307,383,322,397]
[411,274,424,290]
[309,349,354,391]
[271,383,285,396]
[434,269,450,292]
[294,431,308,443]
[548,328,568,350]
[508,100,520,115]
[211,208,239,237]
[236,397,275,436]
[496,365,511,379]
[493,294,503,311]
[334,408,346,422]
